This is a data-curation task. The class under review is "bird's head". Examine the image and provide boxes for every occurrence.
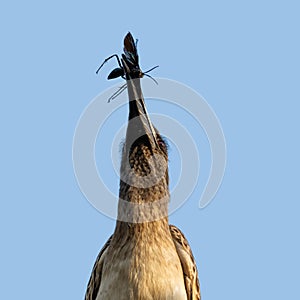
[120,76,169,190]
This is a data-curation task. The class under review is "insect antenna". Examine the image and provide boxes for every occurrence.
[143,73,158,85]
[144,65,159,74]
[142,65,159,85]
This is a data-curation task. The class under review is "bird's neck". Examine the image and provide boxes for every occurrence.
[114,216,170,240]
[115,143,170,229]
[114,179,170,236]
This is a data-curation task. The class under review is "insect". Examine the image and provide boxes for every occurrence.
[96,32,159,102]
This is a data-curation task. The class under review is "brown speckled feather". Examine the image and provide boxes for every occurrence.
[84,236,112,300]
[170,225,201,300]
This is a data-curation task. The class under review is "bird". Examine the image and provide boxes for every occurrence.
[84,32,200,300]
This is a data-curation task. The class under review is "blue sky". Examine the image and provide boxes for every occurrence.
[1,1,299,299]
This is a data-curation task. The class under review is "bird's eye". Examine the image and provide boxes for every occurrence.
[158,140,164,147]
[157,137,168,154]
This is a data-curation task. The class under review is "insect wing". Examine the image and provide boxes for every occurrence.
[123,32,139,67]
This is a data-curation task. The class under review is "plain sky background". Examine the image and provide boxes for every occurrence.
[1,1,299,299]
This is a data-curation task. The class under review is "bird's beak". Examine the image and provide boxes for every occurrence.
[126,77,159,151]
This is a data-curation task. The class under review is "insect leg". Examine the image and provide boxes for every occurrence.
[96,54,123,74]
[107,83,127,103]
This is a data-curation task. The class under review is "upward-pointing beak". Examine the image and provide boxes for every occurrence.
[126,77,159,151]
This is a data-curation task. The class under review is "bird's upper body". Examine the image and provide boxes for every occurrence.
[85,32,200,300]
